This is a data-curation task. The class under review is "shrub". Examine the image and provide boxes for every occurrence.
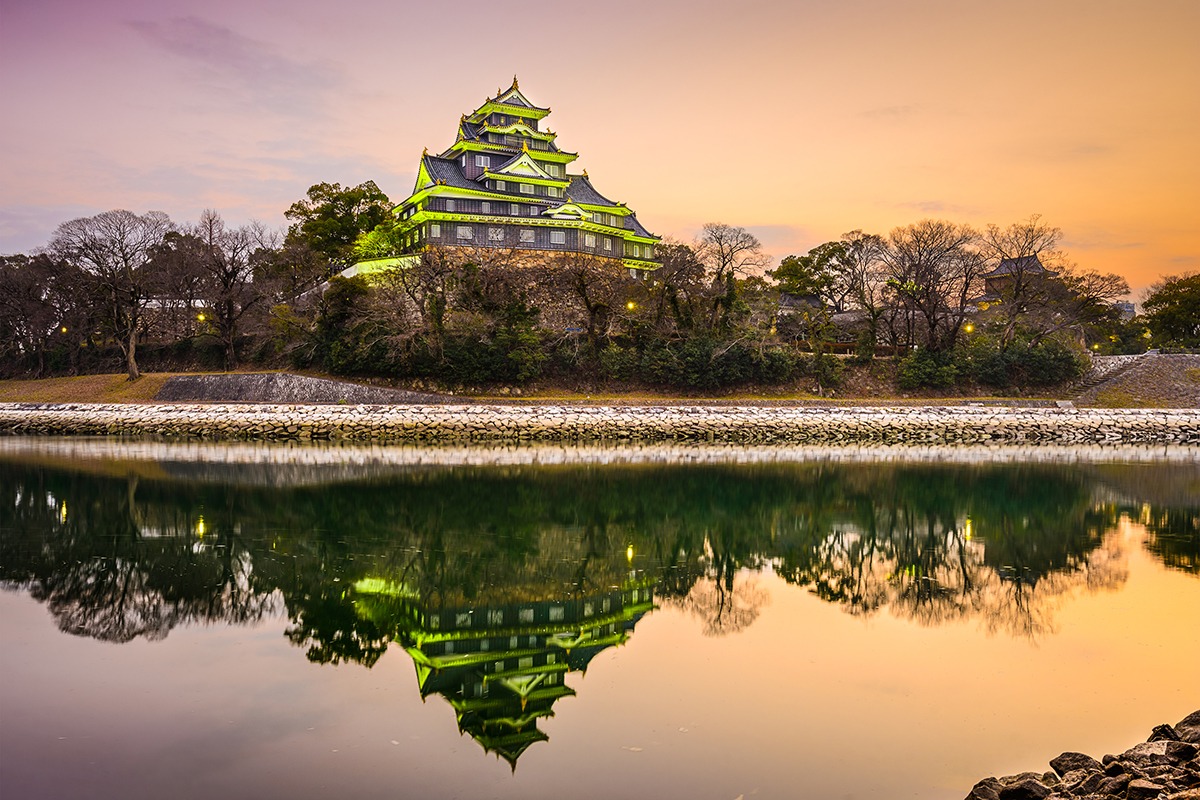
[599,344,638,382]
[965,335,1088,388]
[853,329,876,364]
[804,352,844,388]
[897,349,958,389]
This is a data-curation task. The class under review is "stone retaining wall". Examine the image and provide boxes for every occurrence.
[2,403,1198,444]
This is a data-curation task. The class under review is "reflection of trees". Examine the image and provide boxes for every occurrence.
[0,469,276,643]
[775,467,1130,637]
[1143,509,1200,574]
[664,567,770,636]
[1,458,1195,655]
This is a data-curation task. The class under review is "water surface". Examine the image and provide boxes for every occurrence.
[1,439,1198,799]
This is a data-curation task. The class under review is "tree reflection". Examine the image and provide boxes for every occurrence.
[2,455,1197,762]
[1143,508,1200,574]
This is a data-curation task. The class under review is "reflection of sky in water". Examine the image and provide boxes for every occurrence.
[1,439,1198,800]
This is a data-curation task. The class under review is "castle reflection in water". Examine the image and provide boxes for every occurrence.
[1,441,1197,766]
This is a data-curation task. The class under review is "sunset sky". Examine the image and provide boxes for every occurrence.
[2,0,1197,296]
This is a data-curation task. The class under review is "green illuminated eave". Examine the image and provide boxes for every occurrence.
[441,141,579,164]
[625,259,661,271]
[399,184,539,209]
[482,172,569,189]
[400,210,654,240]
[574,202,632,217]
[407,646,547,674]
[481,122,556,142]
[468,100,550,121]
[624,232,660,244]
[406,604,653,647]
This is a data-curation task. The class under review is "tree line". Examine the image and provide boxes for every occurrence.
[3,181,1195,391]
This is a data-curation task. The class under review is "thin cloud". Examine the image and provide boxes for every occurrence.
[860,104,923,119]
[897,200,979,216]
[126,16,339,116]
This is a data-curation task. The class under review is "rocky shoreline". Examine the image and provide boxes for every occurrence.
[966,711,1200,799]
[0,402,1198,444]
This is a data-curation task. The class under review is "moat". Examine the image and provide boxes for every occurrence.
[1,439,1197,799]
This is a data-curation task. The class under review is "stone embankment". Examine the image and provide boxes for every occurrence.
[1,403,1198,444]
[966,710,1200,800]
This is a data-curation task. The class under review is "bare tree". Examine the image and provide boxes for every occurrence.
[839,231,890,344]
[696,223,769,329]
[546,251,628,352]
[979,215,1069,348]
[0,254,82,377]
[882,219,984,353]
[191,209,273,370]
[49,209,173,379]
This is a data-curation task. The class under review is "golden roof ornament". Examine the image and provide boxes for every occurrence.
[512,74,519,89]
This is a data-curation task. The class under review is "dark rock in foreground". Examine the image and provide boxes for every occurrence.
[154,373,448,405]
[966,711,1200,799]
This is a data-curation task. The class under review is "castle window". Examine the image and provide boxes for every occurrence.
[584,233,596,248]
[510,203,520,215]
[548,187,561,198]
[430,224,441,238]
[519,229,534,243]
[645,246,653,259]
[481,201,490,214]
[495,180,505,191]
[488,227,504,241]
[457,225,473,240]
[519,183,534,195]
[546,164,561,177]
[445,199,455,212]
[550,231,566,245]
[475,155,490,167]
[529,205,538,216]
[633,245,641,257]
[603,238,612,251]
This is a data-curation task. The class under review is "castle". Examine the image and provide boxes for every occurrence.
[387,77,660,275]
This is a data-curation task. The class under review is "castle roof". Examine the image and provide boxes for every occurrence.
[565,174,616,206]
[983,255,1048,279]
[421,155,479,191]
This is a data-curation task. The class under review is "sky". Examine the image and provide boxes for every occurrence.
[2,0,1197,297]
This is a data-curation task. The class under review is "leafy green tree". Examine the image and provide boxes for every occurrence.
[1143,272,1200,348]
[769,241,852,311]
[284,181,392,270]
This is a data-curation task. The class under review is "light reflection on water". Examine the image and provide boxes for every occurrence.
[0,438,1198,800]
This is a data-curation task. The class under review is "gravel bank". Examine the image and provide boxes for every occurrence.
[1,403,1198,444]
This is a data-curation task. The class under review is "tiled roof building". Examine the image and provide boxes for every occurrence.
[389,77,660,274]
